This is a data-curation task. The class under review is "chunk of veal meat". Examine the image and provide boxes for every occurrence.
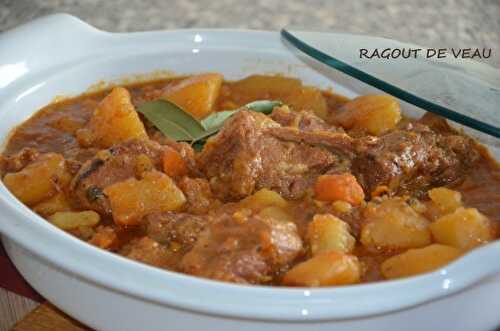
[351,123,480,196]
[270,106,343,133]
[177,177,220,215]
[120,237,173,269]
[269,117,479,196]
[198,109,479,201]
[0,147,39,175]
[197,110,341,200]
[143,212,209,250]
[180,212,303,284]
[71,139,166,214]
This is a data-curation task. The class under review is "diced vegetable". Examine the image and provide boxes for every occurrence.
[134,154,154,178]
[89,226,118,249]
[283,251,360,287]
[103,171,186,225]
[331,200,353,214]
[162,146,187,178]
[258,206,294,224]
[48,211,100,230]
[230,75,302,100]
[314,173,365,205]
[336,95,401,135]
[430,207,494,250]
[73,225,96,241]
[361,198,431,250]
[33,193,72,217]
[3,153,71,206]
[381,244,462,279]
[285,86,328,120]
[307,214,355,255]
[428,187,462,215]
[240,188,288,211]
[77,87,148,148]
[229,75,328,119]
[162,73,223,119]
[407,197,427,214]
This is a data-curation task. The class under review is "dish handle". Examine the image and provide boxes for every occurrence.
[0,14,107,89]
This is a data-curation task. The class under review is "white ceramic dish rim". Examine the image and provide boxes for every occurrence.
[0,14,499,322]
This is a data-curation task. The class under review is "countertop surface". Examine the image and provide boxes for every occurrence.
[0,0,499,330]
[1,0,499,66]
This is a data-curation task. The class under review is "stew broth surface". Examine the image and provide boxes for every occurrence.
[2,74,499,286]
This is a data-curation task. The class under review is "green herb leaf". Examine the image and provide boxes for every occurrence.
[200,100,282,131]
[137,99,282,147]
[137,100,206,141]
[245,100,283,113]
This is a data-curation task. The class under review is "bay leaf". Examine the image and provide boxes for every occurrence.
[137,100,206,141]
[137,99,282,146]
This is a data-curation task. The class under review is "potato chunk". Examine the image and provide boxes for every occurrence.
[230,75,302,99]
[361,198,431,250]
[307,214,355,255]
[48,211,100,230]
[3,153,70,206]
[428,187,462,215]
[283,251,360,287]
[430,207,494,250]
[336,95,401,135]
[104,171,186,225]
[227,75,328,118]
[381,244,462,279]
[240,188,288,211]
[258,206,294,224]
[285,86,328,120]
[78,87,147,148]
[163,73,223,119]
[33,193,72,217]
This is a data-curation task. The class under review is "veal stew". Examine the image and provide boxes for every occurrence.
[2,74,499,286]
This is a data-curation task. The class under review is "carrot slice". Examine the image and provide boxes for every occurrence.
[162,146,187,178]
[314,174,365,205]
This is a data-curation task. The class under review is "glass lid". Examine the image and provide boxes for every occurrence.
[281,29,500,138]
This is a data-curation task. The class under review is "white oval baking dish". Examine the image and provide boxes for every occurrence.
[0,14,499,331]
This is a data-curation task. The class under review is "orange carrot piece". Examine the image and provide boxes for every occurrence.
[162,146,187,178]
[89,226,118,249]
[314,174,365,205]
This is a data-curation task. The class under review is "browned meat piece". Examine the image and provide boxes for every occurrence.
[270,106,342,133]
[177,177,220,214]
[418,112,456,135]
[269,127,356,159]
[199,109,480,201]
[71,139,166,215]
[120,237,173,269]
[352,123,480,196]
[180,212,303,284]
[143,212,210,249]
[0,147,39,175]
[197,110,340,201]
[269,116,479,197]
